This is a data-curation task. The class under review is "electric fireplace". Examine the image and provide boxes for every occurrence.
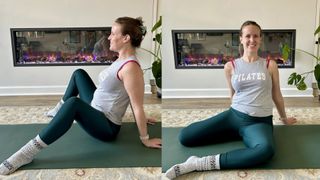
[10,27,118,66]
[172,29,296,69]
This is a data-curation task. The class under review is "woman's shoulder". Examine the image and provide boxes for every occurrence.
[115,56,140,67]
[119,58,141,74]
[267,59,278,70]
[224,60,234,71]
[225,58,241,69]
[117,59,142,81]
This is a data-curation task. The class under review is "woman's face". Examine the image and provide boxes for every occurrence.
[108,23,127,52]
[240,25,261,54]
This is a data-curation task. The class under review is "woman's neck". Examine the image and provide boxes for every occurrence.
[118,47,136,60]
[242,52,259,62]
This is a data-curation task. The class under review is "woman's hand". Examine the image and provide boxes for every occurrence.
[142,138,162,149]
[146,117,157,125]
[282,117,297,125]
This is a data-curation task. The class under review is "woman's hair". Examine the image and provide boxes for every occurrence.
[115,16,147,48]
[239,20,262,37]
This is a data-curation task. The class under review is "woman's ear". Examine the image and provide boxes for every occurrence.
[239,35,244,46]
[124,34,131,43]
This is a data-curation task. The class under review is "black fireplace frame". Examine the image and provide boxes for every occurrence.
[10,27,117,67]
[172,29,296,69]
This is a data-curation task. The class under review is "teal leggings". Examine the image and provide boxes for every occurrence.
[179,108,274,169]
[39,69,120,145]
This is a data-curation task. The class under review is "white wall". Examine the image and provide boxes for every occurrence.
[161,0,319,98]
[0,0,156,95]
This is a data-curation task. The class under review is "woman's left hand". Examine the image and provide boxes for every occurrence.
[142,138,162,149]
[147,117,157,125]
[282,117,297,125]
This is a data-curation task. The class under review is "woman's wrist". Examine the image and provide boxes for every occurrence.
[279,117,287,121]
[139,134,149,141]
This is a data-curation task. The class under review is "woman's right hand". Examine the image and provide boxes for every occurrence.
[142,138,162,149]
[282,117,297,125]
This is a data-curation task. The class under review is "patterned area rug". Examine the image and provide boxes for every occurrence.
[0,105,161,180]
[162,107,320,180]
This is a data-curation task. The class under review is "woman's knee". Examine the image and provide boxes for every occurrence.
[260,144,275,159]
[64,97,81,106]
[254,143,275,163]
[73,68,87,77]
[178,128,195,147]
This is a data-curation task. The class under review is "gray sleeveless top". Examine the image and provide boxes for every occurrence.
[231,58,273,117]
[91,56,139,125]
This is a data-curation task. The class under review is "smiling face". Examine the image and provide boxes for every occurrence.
[108,23,128,52]
[240,25,262,54]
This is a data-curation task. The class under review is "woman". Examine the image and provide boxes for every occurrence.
[0,16,161,175]
[165,20,297,179]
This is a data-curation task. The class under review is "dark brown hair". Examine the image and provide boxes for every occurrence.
[239,20,262,37]
[115,16,146,48]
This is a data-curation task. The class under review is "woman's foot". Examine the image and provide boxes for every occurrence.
[165,156,198,179]
[165,155,220,179]
[46,100,64,117]
[0,135,47,175]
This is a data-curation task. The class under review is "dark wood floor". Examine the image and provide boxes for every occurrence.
[0,94,161,106]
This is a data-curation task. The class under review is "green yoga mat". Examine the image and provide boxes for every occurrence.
[163,125,320,172]
[0,122,161,169]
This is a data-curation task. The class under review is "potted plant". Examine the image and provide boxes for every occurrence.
[143,16,162,98]
[282,25,320,96]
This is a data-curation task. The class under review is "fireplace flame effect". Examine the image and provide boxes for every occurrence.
[181,53,288,67]
[20,52,118,64]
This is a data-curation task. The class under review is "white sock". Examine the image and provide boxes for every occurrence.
[46,99,64,117]
[165,155,220,179]
[0,135,47,175]
[195,154,220,171]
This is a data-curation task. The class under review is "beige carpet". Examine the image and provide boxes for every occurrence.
[0,105,161,180]
[162,107,320,180]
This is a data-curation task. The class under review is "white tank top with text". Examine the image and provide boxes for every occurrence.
[231,58,273,117]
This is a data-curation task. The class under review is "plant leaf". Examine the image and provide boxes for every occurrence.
[155,77,161,88]
[152,59,161,78]
[295,74,302,84]
[152,59,161,88]
[297,81,307,90]
[155,33,162,44]
[281,44,290,61]
[296,77,307,90]
[314,25,320,36]
[151,16,162,32]
[288,73,296,85]
[314,64,320,81]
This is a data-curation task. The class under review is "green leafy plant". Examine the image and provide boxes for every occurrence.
[283,25,320,90]
[143,16,162,89]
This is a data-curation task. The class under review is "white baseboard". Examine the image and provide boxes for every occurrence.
[162,88,314,98]
[280,88,314,97]
[0,86,66,96]
[0,85,151,96]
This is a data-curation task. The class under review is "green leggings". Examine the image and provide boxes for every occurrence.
[179,108,275,169]
[39,69,120,145]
